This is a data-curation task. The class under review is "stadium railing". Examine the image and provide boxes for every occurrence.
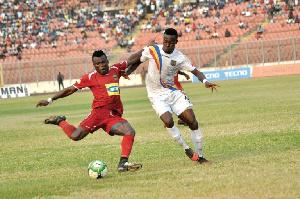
[2,37,300,88]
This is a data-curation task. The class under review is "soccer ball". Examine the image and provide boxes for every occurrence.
[88,160,108,179]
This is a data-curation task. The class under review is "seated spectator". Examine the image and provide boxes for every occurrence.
[257,25,264,34]
[224,16,229,23]
[184,17,191,26]
[8,48,13,56]
[141,23,147,30]
[17,45,22,54]
[241,9,246,16]
[211,31,219,38]
[192,23,197,32]
[185,26,191,33]
[247,2,253,9]
[73,37,79,45]
[245,22,249,29]
[82,31,87,39]
[253,9,258,15]
[238,21,244,29]
[22,43,28,49]
[0,53,6,59]
[205,26,211,34]
[262,8,267,15]
[156,23,162,32]
[64,38,69,46]
[225,29,231,37]
[245,10,251,17]
[30,41,37,49]
[13,48,18,56]
[105,36,110,44]
[146,23,152,29]
[196,31,201,40]
[233,9,238,17]
[128,37,135,46]
[81,37,86,45]
[200,23,205,30]
[51,41,57,48]
[173,17,179,26]
[286,18,292,24]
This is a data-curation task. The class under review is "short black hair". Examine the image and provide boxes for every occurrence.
[92,50,107,61]
[164,28,178,38]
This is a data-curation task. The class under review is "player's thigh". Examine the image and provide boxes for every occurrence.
[179,108,197,126]
[113,122,135,136]
[79,109,103,133]
[149,96,172,117]
[160,111,174,126]
[171,91,193,116]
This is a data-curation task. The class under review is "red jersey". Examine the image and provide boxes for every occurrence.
[73,62,127,114]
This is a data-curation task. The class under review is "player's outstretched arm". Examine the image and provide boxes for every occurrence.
[36,86,78,107]
[124,37,157,75]
[191,69,220,93]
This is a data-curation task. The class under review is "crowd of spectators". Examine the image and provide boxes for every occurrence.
[0,0,146,61]
[139,0,299,43]
[0,0,299,62]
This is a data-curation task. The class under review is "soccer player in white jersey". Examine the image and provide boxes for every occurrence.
[127,28,220,164]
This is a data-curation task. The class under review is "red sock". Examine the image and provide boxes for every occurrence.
[121,135,134,158]
[59,120,76,138]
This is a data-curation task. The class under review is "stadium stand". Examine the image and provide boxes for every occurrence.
[1,0,300,85]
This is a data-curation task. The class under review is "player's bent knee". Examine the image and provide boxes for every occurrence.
[189,120,198,130]
[70,133,80,141]
[126,129,136,136]
[163,118,174,128]
[70,129,83,141]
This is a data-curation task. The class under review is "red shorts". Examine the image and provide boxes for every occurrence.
[79,108,127,135]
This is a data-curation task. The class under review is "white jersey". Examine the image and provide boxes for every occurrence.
[140,45,195,97]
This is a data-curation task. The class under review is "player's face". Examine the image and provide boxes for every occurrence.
[93,55,109,75]
[162,34,177,54]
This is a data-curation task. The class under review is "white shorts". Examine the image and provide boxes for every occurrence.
[149,90,193,117]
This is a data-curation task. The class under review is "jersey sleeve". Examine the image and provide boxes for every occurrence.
[111,61,127,77]
[179,55,196,72]
[140,46,151,62]
[118,60,127,71]
[73,74,91,89]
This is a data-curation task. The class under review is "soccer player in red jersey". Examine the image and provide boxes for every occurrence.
[36,50,143,172]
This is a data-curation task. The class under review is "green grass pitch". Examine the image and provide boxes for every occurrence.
[0,75,299,198]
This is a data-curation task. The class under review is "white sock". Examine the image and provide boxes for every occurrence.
[191,128,203,157]
[166,125,189,150]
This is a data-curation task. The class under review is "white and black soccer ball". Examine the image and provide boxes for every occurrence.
[88,160,108,179]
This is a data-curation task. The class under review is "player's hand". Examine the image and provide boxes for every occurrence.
[36,100,50,107]
[120,71,131,80]
[205,82,220,93]
[147,37,157,47]
[184,74,190,80]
